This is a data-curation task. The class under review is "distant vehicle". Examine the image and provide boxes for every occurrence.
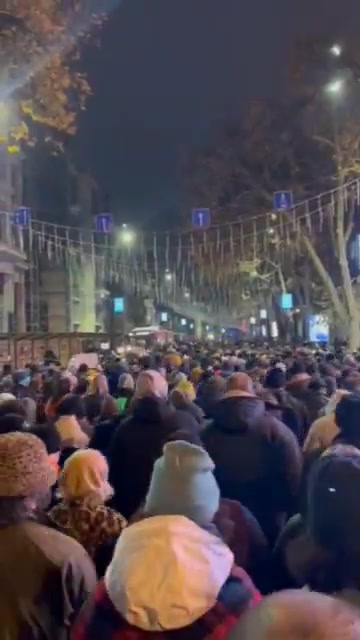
[128,325,174,346]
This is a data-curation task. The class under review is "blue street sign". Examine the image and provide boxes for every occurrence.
[273,191,293,211]
[192,208,211,229]
[13,206,31,226]
[95,213,113,233]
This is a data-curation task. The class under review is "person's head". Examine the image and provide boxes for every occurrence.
[307,444,360,590]
[30,424,61,468]
[308,377,327,395]
[118,373,135,392]
[60,449,113,503]
[0,393,24,419]
[172,380,196,403]
[105,515,234,631]
[345,372,360,393]
[55,394,89,449]
[225,373,254,397]
[228,590,360,640]
[73,378,89,396]
[52,376,71,401]
[0,432,57,523]
[264,367,286,390]
[287,360,307,379]
[0,413,26,435]
[134,370,168,401]
[335,394,360,436]
[144,441,220,526]
[84,393,104,425]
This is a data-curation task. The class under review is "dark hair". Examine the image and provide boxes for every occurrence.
[288,361,306,378]
[30,425,61,454]
[0,400,26,419]
[56,394,86,419]
[0,414,25,435]
[74,379,88,395]
[84,394,104,423]
[308,377,326,393]
[52,377,71,402]
[335,394,360,433]
[78,363,89,374]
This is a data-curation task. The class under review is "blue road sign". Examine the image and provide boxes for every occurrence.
[13,206,31,226]
[273,191,293,211]
[95,213,113,233]
[192,208,211,229]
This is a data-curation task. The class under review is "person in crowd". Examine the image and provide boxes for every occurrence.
[274,444,360,601]
[196,373,226,419]
[55,394,90,467]
[286,361,326,423]
[0,432,97,639]
[108,370,201,519]
[139,440,272,593]
[71,513,261,640]
[303,389,349,455]
[20,396,37,426]
[332,394,360,449]
[45,376,72,421]
[264,366,309,444]
[0,413,27,435]
[114,372,134,413]
[306,377,328,422]
[0,393,26,419]
[202,372,302,542]
[228,590,360,640]
[49,449,126,573]
[170,379,204,426]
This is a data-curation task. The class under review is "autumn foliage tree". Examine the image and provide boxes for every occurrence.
[0,1,104,146]
[182,35,360,347]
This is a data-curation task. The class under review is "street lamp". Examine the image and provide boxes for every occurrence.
[165,271,172,282]
[330,44,342,57]
[118,227,135,246]
[326,78,344,96]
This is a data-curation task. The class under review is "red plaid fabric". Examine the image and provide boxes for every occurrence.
[71,566,261,640]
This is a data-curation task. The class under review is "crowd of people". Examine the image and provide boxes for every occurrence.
[1,343,360,638]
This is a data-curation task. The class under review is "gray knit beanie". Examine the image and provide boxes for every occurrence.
[144,441,220,526]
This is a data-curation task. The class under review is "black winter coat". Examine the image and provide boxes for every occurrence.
[202,393,302,542]
[108,397,201,519]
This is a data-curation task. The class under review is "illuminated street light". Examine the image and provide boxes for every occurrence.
[119,228,135,245]
[326,79,344,95]
[165,271,172,282]
[184,291,190,299]
[330,44,342,57]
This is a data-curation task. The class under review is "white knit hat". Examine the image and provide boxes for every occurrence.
[144,441,220,526]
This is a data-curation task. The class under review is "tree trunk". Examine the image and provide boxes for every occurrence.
[348,312,360,351]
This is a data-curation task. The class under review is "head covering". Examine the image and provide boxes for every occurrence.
[0,432,57,497]
[307,445,360,562]
[144,441,220,526]
[118,372,135,391]
[335,394,360,434]
[105,515,234,631]
[190,367,202,385]
[169,371,186,388]
[55,415,89,448]
[228,590,360,640]
[60,448,113,502]
[225,372,254,398]
[174,379,196,403]
[265,367,286,390]
[0,393,16,406]
[135,370,168,400]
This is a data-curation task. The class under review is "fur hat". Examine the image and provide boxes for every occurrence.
[0,432,57,497]
[144,441,220,526]
[135,370,168,400]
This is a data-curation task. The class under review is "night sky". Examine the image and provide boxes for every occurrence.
[77,0,360,226]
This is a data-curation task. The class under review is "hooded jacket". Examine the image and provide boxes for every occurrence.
[202,393,302,542]
[71,515,260,640]
[108,398,201,519]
